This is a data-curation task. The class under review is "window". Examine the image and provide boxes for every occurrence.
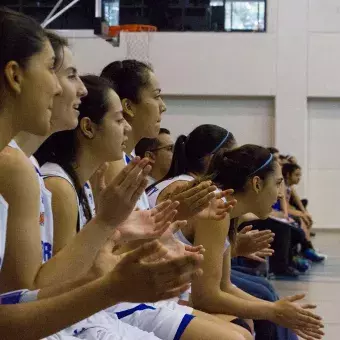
[104,0,120,26]
[211,0,266,32]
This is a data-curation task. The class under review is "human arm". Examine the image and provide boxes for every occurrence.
[190,216,323,337]
[0,240,202,340]
[0,150,43,292]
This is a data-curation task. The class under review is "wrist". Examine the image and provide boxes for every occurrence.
[263,302,278,321]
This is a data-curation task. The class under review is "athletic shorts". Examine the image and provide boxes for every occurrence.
[106,302,195,340]
[46,311,161,340]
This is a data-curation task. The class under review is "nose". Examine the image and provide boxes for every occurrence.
[77,77,88,98]
[54,73,62,96]
[124,119,132,133]
[160,98,167,114]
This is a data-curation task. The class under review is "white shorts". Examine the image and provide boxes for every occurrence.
[46,311,161,340]
[106,303,195,340]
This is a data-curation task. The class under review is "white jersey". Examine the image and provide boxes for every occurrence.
[41,162,194,340]
[29,156,54,263]
[41,162,95,230]
[5,140,54,264]
[147,174,230,252]
[0,195,8,269]
[124,151,150,211]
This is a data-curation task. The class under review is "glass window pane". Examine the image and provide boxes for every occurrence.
[224,1,266,31]
[104,0,120,26]
[224,2,232,31]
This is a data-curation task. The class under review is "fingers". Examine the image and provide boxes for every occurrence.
[154,201,179,224]
[175,181,212,200]
[161,268,203,291]
[190,191,216,214]
[123,240,167,264]
[239,225,253,234]
[246,254,267,263]
[130,178,149,204]
[146,253,203,276]
[285,293,306,302]
[151,200,173,217]
[301,304,317,309]
[296,327,324,339]
[113,157,141,186]
[169,220,188,234]
[215,188,234,200]
[294,329,323,340]
[120,158,150,193]
[185,245,205,254]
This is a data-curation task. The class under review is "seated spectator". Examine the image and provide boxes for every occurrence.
[135,128,174,186]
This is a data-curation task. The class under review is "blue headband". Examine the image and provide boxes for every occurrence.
[211,131,230,155]
[249,153,273,177]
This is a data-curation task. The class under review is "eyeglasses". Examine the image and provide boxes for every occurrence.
[150,144,174,152]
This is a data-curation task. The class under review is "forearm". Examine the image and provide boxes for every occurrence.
[291,190,306,212]
[0,275,118,340]
[192,286,274,320]
[37,271,96,300]
[35,217,115,288]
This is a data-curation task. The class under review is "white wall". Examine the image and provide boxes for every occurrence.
[56,0,340,229]
[162,97,274,146]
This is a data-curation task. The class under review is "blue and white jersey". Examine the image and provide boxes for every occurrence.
[41,162,95,230]
[30,156,54,263]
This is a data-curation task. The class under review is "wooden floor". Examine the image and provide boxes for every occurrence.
[271,230,340,340]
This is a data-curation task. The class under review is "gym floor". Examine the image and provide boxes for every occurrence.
[272,230,340,340]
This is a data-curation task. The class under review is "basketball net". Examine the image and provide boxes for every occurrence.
[125,31,152,63]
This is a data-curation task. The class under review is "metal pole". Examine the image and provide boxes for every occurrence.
[42,0,81,28]
[42,0,64,27]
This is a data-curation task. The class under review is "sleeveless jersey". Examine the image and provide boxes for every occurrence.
[147,174,230,252]
[6,140,53,264]
[41,162,95,230]
[0,195,8,269]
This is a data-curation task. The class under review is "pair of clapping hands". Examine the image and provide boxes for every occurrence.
[88,157,273,302]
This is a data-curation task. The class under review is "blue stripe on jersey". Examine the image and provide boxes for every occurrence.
[0,290,24,304]
[174,314,195,340]
[125,154,131,164]
[115,303,156,319]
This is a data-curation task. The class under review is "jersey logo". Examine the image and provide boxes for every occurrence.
[41,241,52,262]
[39,212,45,226]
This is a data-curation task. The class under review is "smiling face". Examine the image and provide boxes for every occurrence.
[128,71,167,139]
[50,46,88,133]
[7,39,61,136]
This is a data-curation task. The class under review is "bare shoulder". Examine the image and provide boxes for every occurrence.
[44,177,77,202]
[0,147,38,198]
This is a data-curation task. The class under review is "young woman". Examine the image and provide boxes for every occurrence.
[0,16,202,339]
[148,127,324,340]
[35,72,252,340]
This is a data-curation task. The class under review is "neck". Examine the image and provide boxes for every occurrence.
[0,111,19,152]
[14,132,50,157]
[151,167,165,182]
[74,144,103,186]
[125,129,141,155]
[229,194,250,219]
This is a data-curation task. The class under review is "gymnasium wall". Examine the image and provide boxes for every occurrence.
[56,0,340,229]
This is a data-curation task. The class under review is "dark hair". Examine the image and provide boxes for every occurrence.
[135,128,170,158]
[162,124,236,181]
[100,60,153,103]
[209,144,275,193]
[35,75,115,229]
[0,7,46,94]
[208,144,276,243]
[282,163,301,179]
[267,147,279,154]
[45,30,68,70]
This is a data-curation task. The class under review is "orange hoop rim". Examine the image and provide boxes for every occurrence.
[108,24,157,37]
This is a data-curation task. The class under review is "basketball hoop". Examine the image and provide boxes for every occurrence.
[108,24,157,63]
